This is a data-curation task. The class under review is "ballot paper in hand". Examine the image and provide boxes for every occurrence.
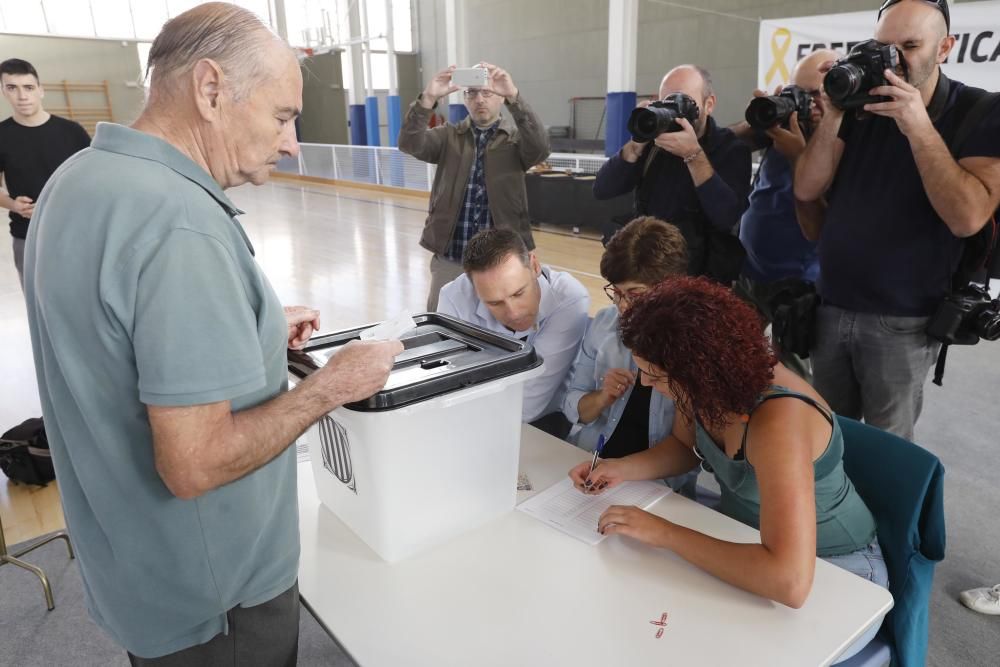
[517,477,671,545]
[361,311,417,341]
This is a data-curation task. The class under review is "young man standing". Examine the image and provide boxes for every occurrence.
[0,58,90,290]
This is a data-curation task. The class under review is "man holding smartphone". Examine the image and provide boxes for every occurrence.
[398,62,550,310]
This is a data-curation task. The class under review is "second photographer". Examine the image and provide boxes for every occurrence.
[731,49,839,384]
[593,65,752,284]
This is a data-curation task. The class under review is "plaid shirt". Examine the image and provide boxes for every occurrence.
[445,121,499,261]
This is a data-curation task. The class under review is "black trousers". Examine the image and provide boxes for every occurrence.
[127,582,300,667]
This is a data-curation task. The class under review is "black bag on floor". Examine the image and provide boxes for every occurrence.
[0,418,55,486]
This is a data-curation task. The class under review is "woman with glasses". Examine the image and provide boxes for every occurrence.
[569,276,887,662]
[560,216,693,494]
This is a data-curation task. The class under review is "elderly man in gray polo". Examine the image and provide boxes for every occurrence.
[24,4,402,665]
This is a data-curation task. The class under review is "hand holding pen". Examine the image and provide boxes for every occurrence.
[568,435,627,494]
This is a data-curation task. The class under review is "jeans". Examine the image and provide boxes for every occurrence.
[427,253,465,311]
[823,541,890,664]
[811,304,939,441]
[12,236,25,292]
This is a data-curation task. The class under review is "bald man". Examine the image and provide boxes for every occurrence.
[594,64,752,283]
[730,49,839,384]
[24,3,401,662]
[795,0,1000,440]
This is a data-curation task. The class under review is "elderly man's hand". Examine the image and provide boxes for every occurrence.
[865,69,934,138]
[480,61,518,103]
[654,117,701,160]
[285,306,320,350]
[318,339,404,405]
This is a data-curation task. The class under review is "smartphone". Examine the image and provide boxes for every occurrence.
[451,67,489,88]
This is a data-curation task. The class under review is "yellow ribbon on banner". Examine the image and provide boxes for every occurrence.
[765,28,793,85]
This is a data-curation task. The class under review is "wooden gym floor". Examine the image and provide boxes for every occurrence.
[0,178,608,545]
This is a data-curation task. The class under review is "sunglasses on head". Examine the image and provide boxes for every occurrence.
[877,0,950,33]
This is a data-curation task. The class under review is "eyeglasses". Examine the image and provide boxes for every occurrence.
[463,89,496,100]
[877,0,950,32]
[602,283,648,306]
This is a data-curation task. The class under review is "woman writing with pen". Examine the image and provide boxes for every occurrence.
[560,216,695,496]
[568,276,886,662]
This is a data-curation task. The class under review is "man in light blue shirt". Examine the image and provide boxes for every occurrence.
[23,4,401,663]
[438,228,589,437]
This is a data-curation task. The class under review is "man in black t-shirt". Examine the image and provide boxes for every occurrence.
[0,58,90,290]
[795,0,1000,440]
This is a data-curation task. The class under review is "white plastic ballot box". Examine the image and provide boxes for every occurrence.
[288,313,543,561]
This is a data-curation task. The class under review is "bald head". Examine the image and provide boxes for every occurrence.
[875,0,955,92]
[659,65,713,102]
[146,2,290,102]
[658,64,716,133]
[877,0,950,40]
[791,49,839,91]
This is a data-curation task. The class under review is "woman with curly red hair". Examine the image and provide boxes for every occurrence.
[568,277,887,660]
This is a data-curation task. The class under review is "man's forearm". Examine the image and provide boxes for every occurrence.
[0,190,16,210]
[794,113,843,202]
[154,373,348,498]
[910,131,997,237]
[685,150,714,187]
[397,101,440,162]
[794,197,826,242]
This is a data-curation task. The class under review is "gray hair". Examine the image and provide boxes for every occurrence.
[693,65,714,99]
[146,2,284,101]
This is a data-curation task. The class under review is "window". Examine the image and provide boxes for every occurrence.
[41,0,95,36]
[92,0,135,39]
[131,2,168,40]
[0,0,48,34]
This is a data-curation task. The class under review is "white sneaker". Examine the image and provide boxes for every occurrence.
[959,584,1000,615]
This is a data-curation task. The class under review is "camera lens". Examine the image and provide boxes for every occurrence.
[824,63,864,104]
[627,106,679,142]
[628,108,659,141]
[975,308,1000,341]
[745,96,798,130]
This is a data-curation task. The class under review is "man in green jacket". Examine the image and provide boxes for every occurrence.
[398,61,550,310]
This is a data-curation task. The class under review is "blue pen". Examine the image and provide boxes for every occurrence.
[587,433,606,481]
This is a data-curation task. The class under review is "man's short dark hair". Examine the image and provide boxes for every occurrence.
[0,59,39,82]
[462,228,530,273]
[600,216,688,285]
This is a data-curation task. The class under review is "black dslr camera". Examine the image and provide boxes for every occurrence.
[744,85,813,131]
[627,93,700,142]
[824,39,906,111]
[927,284,1000,346]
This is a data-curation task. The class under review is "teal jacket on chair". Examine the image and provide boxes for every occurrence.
[838,416,946,667]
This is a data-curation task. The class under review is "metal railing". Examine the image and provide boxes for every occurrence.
[277,143,609,191]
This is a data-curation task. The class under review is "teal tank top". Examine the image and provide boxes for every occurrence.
[693,386,877,557]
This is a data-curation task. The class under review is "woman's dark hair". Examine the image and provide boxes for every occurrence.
[600,216,688,285]
[620,276,776,429]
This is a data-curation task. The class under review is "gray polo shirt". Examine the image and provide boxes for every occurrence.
[24,123,298,658]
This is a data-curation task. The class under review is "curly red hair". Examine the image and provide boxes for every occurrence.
[620,276,777,429]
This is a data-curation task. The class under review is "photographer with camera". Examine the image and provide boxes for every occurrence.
[594,65,752,284]
[794,0,1000,440]
[398,62,550,310]
[729,49,839,383]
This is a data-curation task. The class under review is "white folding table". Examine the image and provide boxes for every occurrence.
[297,424,892,666]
